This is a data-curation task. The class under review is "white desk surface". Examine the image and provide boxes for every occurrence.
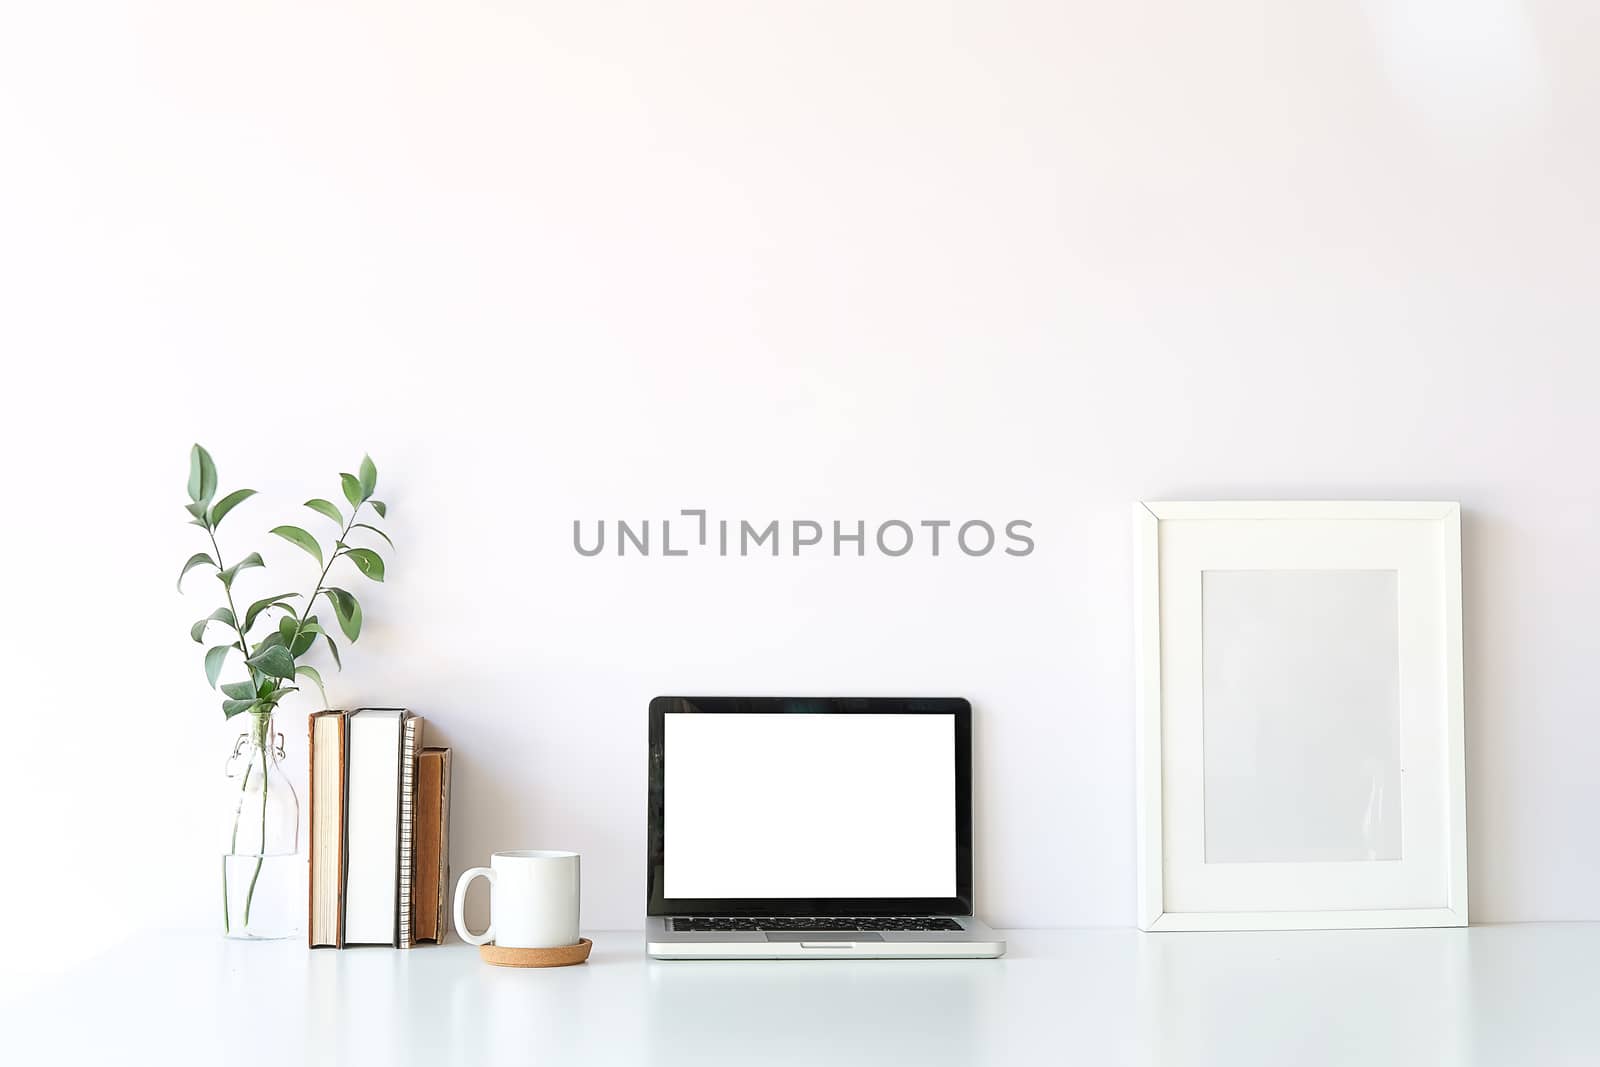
[6,925,1598,1065]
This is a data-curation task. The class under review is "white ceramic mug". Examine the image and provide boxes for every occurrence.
[454,849,581,948]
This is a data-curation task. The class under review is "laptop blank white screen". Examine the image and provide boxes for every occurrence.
[663,712,957,899]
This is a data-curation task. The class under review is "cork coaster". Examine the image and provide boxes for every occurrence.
[479,938,593,968]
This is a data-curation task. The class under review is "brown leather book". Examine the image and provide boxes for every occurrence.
[308,710,348,948]
[414,748,452,943]
[435,749,452,939]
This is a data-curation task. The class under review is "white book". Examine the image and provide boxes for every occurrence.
[343,709,411,945]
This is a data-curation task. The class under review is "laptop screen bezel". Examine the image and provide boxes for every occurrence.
[647,695,974,917]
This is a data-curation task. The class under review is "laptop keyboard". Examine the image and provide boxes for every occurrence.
[672,916,964,933]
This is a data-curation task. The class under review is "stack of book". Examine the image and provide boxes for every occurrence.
[308,708,453,948]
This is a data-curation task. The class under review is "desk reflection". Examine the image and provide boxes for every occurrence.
[645,955,995,1066]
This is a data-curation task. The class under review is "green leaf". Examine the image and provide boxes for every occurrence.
[350,523,395,551]
[342,596,362,642]
[270,525,323,567]
[218,552,264,590]
[340,473,363,510]
[188,444,217,504]
[220,680,257,701]
[343,547,385,582]
[327,586,363,642]
[296,665,328,706]
[278,614,300,647]
[370,500,387,519]
[358,454,377,498]
[190,607,237,643]
[209,488,257,529]
[178,552,217,592]
[222,698,261,719]
[243,592,300,631]
[324,634,342,670]
[184,501,210,525]
[289,616,320,656]
[204,644,234,688]
[304,498,343,526]
[246,644,296,680]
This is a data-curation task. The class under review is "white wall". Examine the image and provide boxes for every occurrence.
[2,1,1597,992]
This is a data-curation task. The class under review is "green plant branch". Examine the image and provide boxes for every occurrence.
[243,714,270,927]
[229,762,252,852]
[295,506,361,653]
[225,757,254,934]
[210,492,268,936]
[205,524,263,698]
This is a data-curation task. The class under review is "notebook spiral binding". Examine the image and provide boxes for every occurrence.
[397,716,419,948]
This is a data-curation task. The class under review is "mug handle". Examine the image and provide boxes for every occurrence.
[454,867,497,946]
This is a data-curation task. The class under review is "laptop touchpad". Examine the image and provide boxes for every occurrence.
[763,931,885,942]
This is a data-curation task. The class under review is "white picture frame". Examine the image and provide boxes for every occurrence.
[1134,501,1468,931]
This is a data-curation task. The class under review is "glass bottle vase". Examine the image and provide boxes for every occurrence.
[222,711,301,940]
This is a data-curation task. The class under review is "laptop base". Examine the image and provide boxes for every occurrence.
[645,915,1006,959]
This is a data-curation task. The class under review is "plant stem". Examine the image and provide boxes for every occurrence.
[302,508,360,624]
[208,516,268,936]
[230,761,253,853]
[290,506,360,663]
[243,726,268,927]
[206,525,262,695]
[225,758,253,933]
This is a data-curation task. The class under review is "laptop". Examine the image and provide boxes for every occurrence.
[645,696,1006,959]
